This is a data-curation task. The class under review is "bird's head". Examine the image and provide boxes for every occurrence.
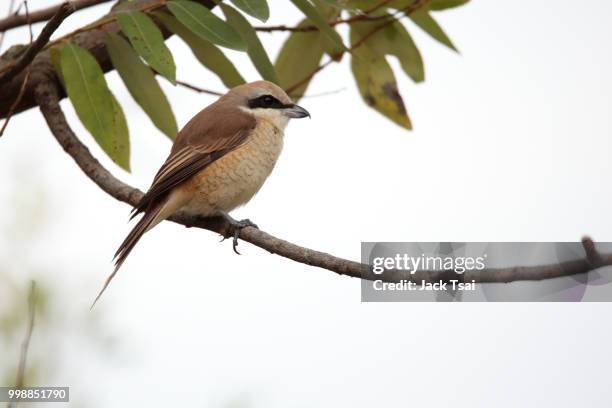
[225,80,310,131]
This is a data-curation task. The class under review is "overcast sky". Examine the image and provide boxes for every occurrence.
[1,1,612,407]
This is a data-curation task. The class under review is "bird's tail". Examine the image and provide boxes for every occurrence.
[91,200,168,308]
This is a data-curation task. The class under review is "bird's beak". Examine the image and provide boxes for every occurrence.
[282,103,310,119]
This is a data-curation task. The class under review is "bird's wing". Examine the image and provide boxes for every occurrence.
[131,105,256,217]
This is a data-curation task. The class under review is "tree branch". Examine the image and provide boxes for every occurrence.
[0,0,111,33]
[0,2,75,85]
[33,78,612,286]
[0,0,215,120]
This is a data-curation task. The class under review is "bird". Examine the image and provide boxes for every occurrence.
[93,80,310,306]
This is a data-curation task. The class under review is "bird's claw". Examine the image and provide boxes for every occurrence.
[226,218,258,255]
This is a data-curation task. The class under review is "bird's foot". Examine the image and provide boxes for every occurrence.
[216,210,258,254]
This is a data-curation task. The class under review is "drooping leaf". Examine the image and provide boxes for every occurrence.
[312,0,343,61]
[430,0,469,11]
[59,42,131,170]
[229,0,269,22]
[289,0,345,55]
[106,32,178,139]
[221,4,278,83]
[352,19,424,83]
[109,93,131,171]
[115,11,176,82]
[167,0,246,51]
[350,28,411,129]
[409,9,457,51]
[154,12,245,88]
[275,19,326,100]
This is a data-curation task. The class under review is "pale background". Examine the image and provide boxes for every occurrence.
[1,0,612,407]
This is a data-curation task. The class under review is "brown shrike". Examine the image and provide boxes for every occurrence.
[94,80,310,304]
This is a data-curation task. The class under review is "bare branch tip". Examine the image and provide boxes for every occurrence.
[581,236,603,267]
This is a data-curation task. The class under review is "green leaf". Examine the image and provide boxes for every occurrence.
[116,11,176,82]
[312,0,344,60]
[59,42,131,170]
[275,19,326,100]
[154,12,245,88]
[343,0,389,16]
[109,93,131,171]
[409,10,457,51]
[318,0,356,10]
[289,0,345,55]
[106,32,178,139]
[167,0,246,51]
[430,0,469,11]
[350,28,411,129]
[229,0,269,22]
[352,20,424,83]
[220,4,278,83]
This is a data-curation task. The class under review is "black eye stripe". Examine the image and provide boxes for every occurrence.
[248,94,287,109]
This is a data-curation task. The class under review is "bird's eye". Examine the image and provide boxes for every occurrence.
[248,94,282,109]
[262,95,275,106]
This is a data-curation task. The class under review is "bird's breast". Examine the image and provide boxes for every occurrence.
[182,122,284,215]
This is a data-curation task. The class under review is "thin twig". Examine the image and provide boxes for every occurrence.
[0,2,75,84]
[175,80,223,96]
[8,281,37,408]
[291,87,347,99]
[0,0,111,33]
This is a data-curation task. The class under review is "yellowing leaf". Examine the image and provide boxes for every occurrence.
[229,0,269,22]
[106,32,178,139]
[275,19,326,99]
[59,42,131,170]
[167,0,246,51]
[350,28,411,129]
[221,4,278,84]
[154,12,245,88]
[116,11,176,82]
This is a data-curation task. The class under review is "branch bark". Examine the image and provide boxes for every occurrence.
[0,0,111,33]
[34,78,612,286]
